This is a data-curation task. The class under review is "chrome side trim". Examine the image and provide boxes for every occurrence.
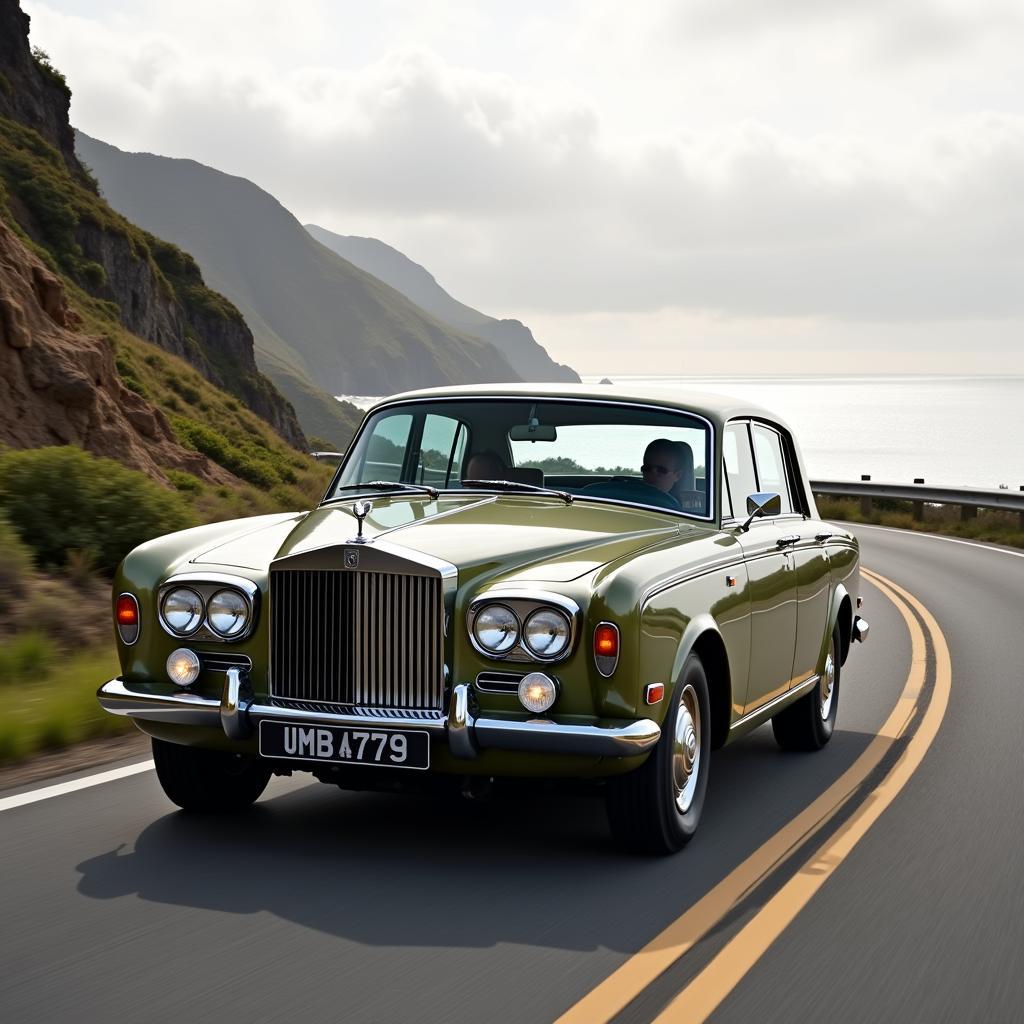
[729,673,820,732]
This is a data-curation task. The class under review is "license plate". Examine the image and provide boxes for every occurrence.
[259,720,429,770]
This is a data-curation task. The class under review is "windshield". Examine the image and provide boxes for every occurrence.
[327,398,713,519]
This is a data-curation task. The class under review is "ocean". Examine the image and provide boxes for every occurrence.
[337,375,1024,491]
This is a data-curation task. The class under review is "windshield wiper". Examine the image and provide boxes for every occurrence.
[460,479,573,505]
[327,481,439,499]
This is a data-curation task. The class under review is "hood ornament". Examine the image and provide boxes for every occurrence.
[349,500,373,544]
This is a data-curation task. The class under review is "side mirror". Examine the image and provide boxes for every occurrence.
[740,491,781,531]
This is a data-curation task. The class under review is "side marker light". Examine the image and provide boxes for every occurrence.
[645,683,665,705]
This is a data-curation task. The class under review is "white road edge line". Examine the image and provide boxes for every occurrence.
[0,760,155,813]
[838,521,1024,559]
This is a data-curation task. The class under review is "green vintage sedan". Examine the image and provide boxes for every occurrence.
[99,384,869,853]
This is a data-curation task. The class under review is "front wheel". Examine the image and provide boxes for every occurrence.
[606,653,711,854]
[152,738,271,812]
[772,625,841,751]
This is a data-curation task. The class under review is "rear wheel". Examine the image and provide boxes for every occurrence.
[152,738,271,811]
[772,625,841,751]
[606,653,711,854]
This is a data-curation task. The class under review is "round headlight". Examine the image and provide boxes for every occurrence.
[207,589,249,638]
[166,648,201,688]
[523,608,571,658]
[161,588,204,635]
[518,671,558,714]
[473,604,519,653]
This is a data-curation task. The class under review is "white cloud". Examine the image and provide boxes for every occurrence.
[23,0,1024,372]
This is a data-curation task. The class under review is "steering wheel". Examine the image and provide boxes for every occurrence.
[581,477,681,510]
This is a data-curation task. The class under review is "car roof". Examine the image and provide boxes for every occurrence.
[368,382,789,433]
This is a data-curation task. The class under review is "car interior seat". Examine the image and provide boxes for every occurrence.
[669,442,706,513]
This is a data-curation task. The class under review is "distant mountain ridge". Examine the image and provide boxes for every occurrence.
[304,225,579,383]
[76,135,534,429]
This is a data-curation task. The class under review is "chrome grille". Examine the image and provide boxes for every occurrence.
[270,569,444,710]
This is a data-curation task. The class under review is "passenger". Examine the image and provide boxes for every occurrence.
[463,450,506,481]
[641,439,688,495]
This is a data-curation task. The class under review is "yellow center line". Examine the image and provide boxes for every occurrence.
[651,570,951,1022]
[555,569,936,1024]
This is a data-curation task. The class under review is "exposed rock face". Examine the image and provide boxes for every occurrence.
[0,2,83,179]
[0,217,233,485]
[0,1,306,450]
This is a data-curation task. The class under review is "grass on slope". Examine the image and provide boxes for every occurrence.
[0,641,128,764]
[0,115,235,324]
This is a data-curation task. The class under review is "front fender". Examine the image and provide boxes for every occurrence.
[827,581,854,666]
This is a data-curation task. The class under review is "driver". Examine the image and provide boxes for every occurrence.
[641,439,687,495]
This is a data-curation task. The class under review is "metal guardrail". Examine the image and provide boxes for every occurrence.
[810,478,1024,527]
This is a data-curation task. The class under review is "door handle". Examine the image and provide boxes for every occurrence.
[776,534,800,548]
[815,531,834,542]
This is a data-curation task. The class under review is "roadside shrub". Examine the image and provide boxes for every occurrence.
[0,513,34,612]
[0,446,196,574]
[0,631,53,684]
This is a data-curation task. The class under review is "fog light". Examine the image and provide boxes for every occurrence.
[166,648,201,688]
[518,671,557,714]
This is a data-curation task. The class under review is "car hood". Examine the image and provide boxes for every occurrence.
[191,494,689,583]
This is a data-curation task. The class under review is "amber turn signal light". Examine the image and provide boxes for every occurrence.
[594,622,620,677]
[116,595,138,625]
[116,593,140,645]
[594,624,618,657]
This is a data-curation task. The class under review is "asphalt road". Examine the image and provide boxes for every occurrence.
[1,525,1021,1023]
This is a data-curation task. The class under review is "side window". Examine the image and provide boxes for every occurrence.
[751,424,793,514]
[363,413,412,482]
[417,415,468,486]
[723,422,758,519]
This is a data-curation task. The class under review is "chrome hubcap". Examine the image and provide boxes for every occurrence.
[672,683,701,814]
[820,653,835,720]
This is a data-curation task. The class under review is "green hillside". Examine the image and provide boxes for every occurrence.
[76,134,527,403]
[305,224,580,383]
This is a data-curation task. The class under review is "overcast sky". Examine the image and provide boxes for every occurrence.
[24,0,1024,374]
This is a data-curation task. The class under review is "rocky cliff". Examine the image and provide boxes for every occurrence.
[0,215,232,484]
[0,0,305,450]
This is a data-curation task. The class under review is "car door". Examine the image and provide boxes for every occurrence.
[724,420,798,714]
[751,422,832,688]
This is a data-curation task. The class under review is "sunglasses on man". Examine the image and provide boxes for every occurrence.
[642,463,677,476]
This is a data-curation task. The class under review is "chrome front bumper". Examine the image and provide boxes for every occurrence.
[97,673,660,760]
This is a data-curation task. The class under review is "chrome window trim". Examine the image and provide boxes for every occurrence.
[467,589,581,664]
[326,395,717,524]
[158,572,259,643]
